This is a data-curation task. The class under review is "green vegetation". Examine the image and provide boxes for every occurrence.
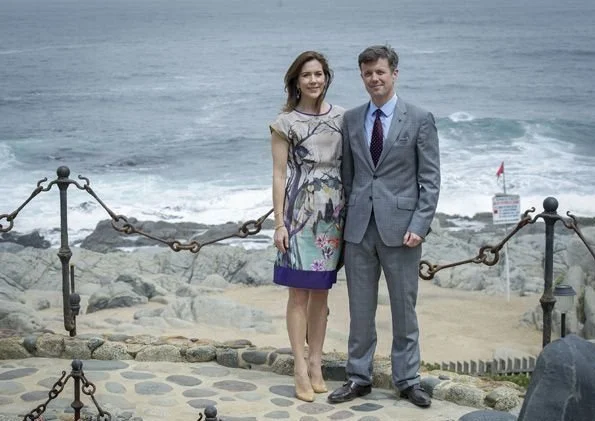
[488,374,531,389]
[420,361,441,371]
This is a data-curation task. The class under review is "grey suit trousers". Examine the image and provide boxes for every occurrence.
[345,215,421,391]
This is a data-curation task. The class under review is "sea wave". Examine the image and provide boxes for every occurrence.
[0,144,17,170]
[0,43,98,55]
[447,111,475,122]
[0,173,274,248]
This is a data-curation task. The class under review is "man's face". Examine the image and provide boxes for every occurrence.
[360,58,398,105]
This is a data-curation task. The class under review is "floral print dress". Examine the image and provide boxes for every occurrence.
[270,105,345,289]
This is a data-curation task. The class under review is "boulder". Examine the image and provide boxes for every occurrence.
[161,295,274,333]
[517,334,595,421]
[114,274,163,299]
[79,217,273,253]
[86,283,148,314]
[0,300,45,333]
[583,286,595,339]
[0,230,50,249]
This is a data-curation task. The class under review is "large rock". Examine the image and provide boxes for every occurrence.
[80,218,205,253]
[0,248,60,291]
[422,224,553,294]
[161,295,274,333]
[0,301,45,333]
[517,334,595,421]
[114,274,164,299]
[86,283,148,314]
[564,227,595,339]
[186,246,275,286]
[0,230,50,249]
[0,337,31,359]
[0,222,274,293]
[565,227,595,275]
[582,286,595,339]
[79,218,273,253]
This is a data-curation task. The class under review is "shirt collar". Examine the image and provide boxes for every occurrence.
[369,94,398,117]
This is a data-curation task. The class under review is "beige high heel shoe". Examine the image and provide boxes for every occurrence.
[294,372,315,402]
[309,366,328,393]
[311,381,328,394]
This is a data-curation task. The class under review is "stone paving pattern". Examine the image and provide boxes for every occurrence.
[0,358,483,421]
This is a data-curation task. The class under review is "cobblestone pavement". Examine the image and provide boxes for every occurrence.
[0,358,478,421]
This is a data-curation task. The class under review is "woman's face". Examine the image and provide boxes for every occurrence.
[297,59,326,102]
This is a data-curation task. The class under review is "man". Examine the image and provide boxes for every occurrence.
[328,45,440,408]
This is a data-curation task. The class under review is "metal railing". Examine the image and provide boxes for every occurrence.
[420,197,595,347]
[0,166,272,338]
[2,168,595,349]
[22,359,220,421]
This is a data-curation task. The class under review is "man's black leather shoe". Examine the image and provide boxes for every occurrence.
[399,384,431,407]
[327,380,372,404]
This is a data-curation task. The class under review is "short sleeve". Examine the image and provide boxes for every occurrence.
[269,113,290,142]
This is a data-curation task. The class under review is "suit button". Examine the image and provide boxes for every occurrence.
[373,175,378,179]
[369,196,373,200]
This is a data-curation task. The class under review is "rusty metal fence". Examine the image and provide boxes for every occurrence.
[2,167,595,420]
[22,359,220,421]
[2,167,595,348]
[419,196,595,348]
[0,166,272,339]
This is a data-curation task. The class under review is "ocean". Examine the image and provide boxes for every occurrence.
[1,0,594,247]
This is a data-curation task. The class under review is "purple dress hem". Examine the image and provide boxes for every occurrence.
[274,266,337,290]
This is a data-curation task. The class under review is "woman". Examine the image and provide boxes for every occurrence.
[270,51,345,402]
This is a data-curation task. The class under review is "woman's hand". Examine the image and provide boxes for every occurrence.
[274,226,289,253]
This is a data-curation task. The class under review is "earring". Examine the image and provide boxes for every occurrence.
[296,87,301,100]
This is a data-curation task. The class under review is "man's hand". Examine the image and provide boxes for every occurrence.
[403,231,422,247]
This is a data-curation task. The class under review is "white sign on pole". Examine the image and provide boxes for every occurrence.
[492,194,521,225]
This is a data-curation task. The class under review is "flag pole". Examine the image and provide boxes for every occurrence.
[501,162,510,302]
[502,165,507,195]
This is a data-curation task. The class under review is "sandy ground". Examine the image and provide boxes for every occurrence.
[222,278,544,363]
[37,275,544,364]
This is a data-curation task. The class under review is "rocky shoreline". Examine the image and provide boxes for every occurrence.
[1,213,593,420]
[1,213,594,340]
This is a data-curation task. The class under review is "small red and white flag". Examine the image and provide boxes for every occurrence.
[496,161,504,178]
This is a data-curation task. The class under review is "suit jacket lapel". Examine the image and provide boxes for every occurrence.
[376,99,407,168]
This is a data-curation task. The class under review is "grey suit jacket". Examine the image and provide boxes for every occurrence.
[341,98,440,247]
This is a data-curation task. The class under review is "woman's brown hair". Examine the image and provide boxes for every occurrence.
[283,51,333,113]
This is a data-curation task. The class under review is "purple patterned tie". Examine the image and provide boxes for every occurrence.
[370,109,383,166]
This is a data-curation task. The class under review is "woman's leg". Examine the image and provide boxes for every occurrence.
[306,289,329,392]
[287,287,314,401]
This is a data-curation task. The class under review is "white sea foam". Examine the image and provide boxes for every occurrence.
[0,172,274,248]
[4,165,592,251]
[448,111,476,122]
[0,144,16,170]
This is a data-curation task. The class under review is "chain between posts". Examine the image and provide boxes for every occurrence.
[419,209,533,280]
[22,359,221,420]
[0,167,274,251]
[84,173,274,251]
[23,360,111,421]
[419,206,595,281]
[4,171,595,349]
[0,166,273,340]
